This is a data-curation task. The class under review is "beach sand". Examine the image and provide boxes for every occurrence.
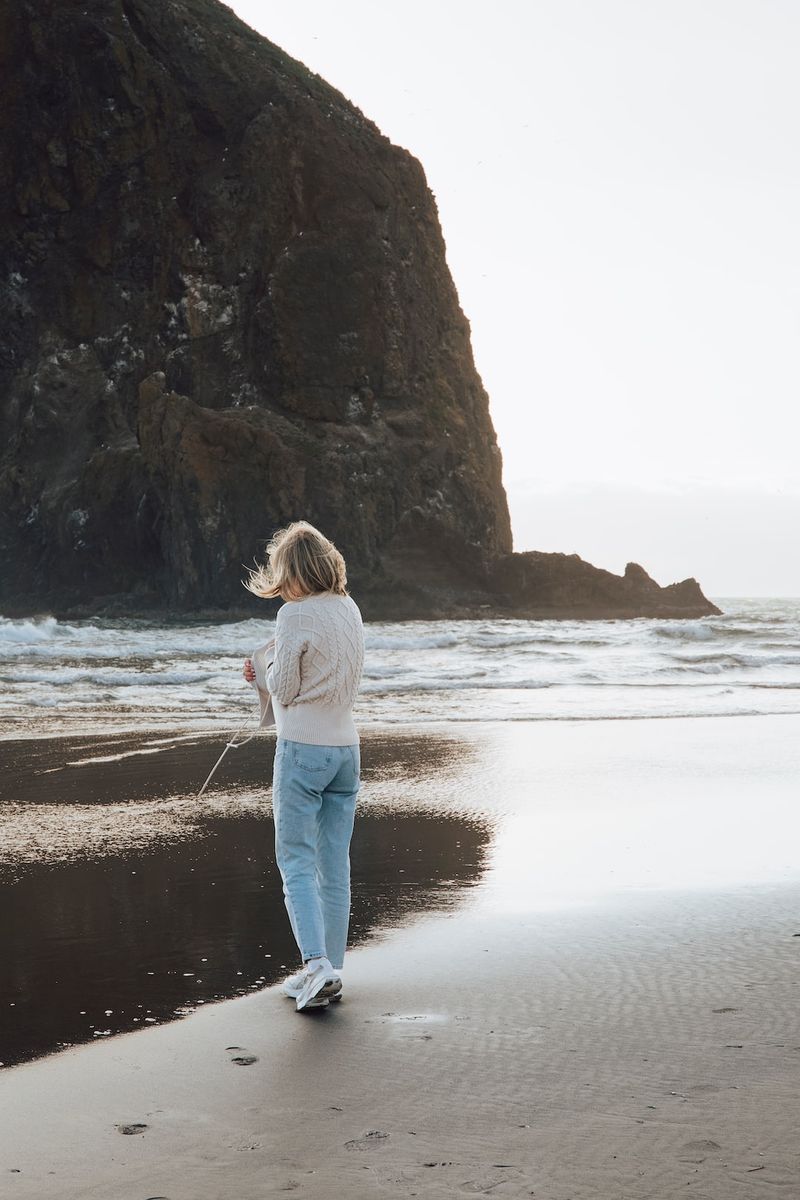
[2,715,799,1199]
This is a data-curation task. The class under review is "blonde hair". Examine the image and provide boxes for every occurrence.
[243,520,349,601]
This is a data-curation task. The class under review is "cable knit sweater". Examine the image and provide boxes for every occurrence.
[265,591,365,745]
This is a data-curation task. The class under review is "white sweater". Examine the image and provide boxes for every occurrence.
[265,591,365,745]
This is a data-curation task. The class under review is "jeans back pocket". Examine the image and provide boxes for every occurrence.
[291,743,333,772]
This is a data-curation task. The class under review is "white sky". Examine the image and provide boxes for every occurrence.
[229,0,800,595]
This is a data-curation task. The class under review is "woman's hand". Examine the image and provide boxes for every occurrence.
[243,657,256,684]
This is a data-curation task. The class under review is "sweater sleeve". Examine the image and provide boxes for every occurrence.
[266,605,306,704]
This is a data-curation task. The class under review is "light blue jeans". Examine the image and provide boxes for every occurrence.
[272,737,361,970]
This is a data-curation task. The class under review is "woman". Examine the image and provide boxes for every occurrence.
[242,521,365,1012]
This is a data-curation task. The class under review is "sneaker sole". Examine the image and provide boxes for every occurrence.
[296,973,342,1011]
[301,995,329,1009]
[282,986,343,1002]
[317,977,343,1000]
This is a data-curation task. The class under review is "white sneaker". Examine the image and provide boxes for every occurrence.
[295,957,342,1012]
[280,968,308,999]
[280,963,343,1007]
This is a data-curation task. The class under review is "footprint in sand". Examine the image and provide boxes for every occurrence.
[678,1139,722,1163]
[684,1083,721,1096]
[395,1162,530,1195]
[225,1045,259,1066]
[115,1123,148,1135]
[460,1166,526,1194]
[345,1130,390,1151]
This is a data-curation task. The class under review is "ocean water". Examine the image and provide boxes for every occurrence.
[1,597,799,735]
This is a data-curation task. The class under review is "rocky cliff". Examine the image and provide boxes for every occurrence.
[0,0,719,621]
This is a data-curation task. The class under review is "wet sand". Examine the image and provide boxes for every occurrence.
[1,729,490,1066]
[2,715,800,1198]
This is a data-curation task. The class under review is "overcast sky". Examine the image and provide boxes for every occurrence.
[230,0,799,596]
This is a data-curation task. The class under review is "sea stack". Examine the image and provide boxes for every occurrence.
[0,0,719,620]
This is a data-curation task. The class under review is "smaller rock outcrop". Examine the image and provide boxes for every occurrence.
[478,553,720,619]
[352,551,720,621]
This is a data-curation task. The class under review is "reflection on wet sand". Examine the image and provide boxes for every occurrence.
[0,730,491,1068]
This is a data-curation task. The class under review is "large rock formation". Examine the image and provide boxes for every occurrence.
[0,0,719,621]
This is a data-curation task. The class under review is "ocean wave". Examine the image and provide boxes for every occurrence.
[359,677,553,694]
[654,620,796,642]
[365,632,461,650]
[704,624,791,639]
[668,651,800,669]
[361,664,406,679]
[0,615,82,643]
[2,668,220,687]
[468,632,611,650]
[571,676,740,689]
[0,614,278,662]
[651,620,718,641]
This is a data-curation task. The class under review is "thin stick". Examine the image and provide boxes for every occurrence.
[196,707,260,799]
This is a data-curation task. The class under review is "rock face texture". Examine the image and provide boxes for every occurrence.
[0,0,719,621]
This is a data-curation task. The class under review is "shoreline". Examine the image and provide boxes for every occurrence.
[4,706,800,744]
[0,593,722,624]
